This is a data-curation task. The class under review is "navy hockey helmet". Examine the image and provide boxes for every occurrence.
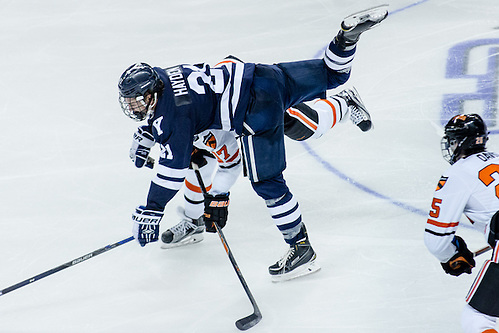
[441,113,488,164]
[118,63,164,121]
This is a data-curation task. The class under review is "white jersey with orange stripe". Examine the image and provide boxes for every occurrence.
[308,96,348,138]
[284,95,348,141]
[193,129,241,195]
[424,151,499,262]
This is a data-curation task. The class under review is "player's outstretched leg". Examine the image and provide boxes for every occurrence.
[269,224,320,282]
[335,4,389,50]
[284,97,347,141]
[161,208,205,249]
[283,87,372,140]
[337,87,372,132]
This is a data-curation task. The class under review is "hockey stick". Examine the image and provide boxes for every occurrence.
[192,163,262,331]
[0,236,134,296]
[474,245,493,257]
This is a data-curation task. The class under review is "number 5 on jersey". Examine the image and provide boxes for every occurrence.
[430,198,442,218]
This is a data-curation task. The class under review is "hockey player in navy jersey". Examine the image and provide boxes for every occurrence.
[120,6,388,282]
[157,94,364,250]
[425,114,499,333]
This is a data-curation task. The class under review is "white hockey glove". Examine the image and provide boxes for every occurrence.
[132,206,163,247]
[130,126,155,168]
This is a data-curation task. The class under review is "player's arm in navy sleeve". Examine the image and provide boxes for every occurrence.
[145,116,195,211]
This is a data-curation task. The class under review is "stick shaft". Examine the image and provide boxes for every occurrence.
[474,245,493,257]
[192,164,261,327]
[0,236,134,296]
[214,223,261,314]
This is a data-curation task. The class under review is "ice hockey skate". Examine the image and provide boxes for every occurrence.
[336,4,389,49]
[160,208,205,249]
[337,87,372,132]
[269,226,320,282]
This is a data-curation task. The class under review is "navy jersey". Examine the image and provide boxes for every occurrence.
[145,60,255,210]
[144,57,349,210]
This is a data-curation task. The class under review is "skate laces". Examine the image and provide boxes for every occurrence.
[344,89,370,123]
[277,247,296,267]
[170,219,197,240]
[350,105,369,123]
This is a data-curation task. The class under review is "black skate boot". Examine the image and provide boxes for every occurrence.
[335,5,389,49]
[337,87,372,132]
[269,225,320,282]
[161,209,205,249]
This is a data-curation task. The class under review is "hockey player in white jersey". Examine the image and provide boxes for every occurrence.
[161,129,241,248]
[425,114,499,333]
[121,6,388,282]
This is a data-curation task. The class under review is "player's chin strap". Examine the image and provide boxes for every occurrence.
[191,162,262,331]
[140,92,158,121]
[146,92,158,119]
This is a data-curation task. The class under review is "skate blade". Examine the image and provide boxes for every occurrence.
[271,261,321,283]
[160,233,204,249]
[342,4,389,30]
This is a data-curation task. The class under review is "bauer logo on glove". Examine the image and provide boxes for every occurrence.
[204,193,230,232]
[209,200,230,208]
[130,126,155,168]
[132,205,164,247]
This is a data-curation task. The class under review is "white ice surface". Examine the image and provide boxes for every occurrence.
[1,0,499,332]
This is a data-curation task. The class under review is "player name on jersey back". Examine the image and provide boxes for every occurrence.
[165,66,192,106]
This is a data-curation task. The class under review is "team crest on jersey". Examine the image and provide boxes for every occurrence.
[203,132,217,149]
[436,176,448,191]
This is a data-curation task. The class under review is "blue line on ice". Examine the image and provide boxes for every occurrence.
[307,1,430,217]
[301,141,428,216]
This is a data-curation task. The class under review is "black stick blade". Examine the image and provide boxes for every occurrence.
[235,311,262,331]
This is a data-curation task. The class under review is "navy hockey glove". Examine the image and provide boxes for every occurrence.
[130,126,155,168]
[132,206,163,247]
[203,193,229,232]
[441,236,476,276]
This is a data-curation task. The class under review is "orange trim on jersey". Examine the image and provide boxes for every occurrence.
[317,99,337,127]
[185,179,212,193]
[482,329,499,333]
[215,155,223,163]
[226,149,240,163]
[215,60,237,67]
[287,107,318,130]
[426,219,459,228]
[494,242,499,263]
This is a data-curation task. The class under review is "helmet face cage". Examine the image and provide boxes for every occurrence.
[441,114,488,164]
[441,135,465,164]
[119,93,157,122]
[118,63,163,121]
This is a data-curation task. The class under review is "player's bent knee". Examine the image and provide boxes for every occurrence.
[284,103,318,141]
